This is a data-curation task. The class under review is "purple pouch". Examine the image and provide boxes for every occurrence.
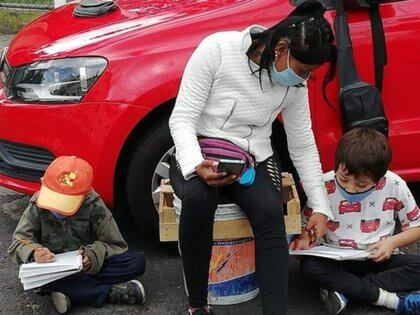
[198,137,256,186]
[198,137,255,169]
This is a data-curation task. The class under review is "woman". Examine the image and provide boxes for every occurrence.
[169,1,336,314]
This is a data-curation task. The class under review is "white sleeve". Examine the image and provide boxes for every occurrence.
[395,176,420,230]
[281,88,333,220]
[169,34,221,180]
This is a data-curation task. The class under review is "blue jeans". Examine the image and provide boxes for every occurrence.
[41,251,145,307]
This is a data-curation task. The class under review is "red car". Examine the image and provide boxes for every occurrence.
[0,0,419,236]
[339,239,358,249]
[382,197,404,211]
[360,218,381,233]
[407,206,420,222]
[326,221,340,232]
[339,201,362,214]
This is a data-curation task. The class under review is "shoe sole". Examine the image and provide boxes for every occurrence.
[320,289,346,315]
[130,279,146,304]
[51,292,70,314]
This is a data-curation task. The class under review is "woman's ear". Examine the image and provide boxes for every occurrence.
[274,42,289,59]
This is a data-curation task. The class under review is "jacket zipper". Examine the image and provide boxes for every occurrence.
[247,126,253,152]
[221,99,238,129]
[260,86,290,128]
[245,87,289,153]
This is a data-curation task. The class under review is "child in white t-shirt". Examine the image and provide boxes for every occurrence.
[291,128,420,315]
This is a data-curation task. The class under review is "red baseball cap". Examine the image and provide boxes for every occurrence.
[36,156,93,216]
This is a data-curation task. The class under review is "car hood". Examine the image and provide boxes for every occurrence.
[6,0,249,66]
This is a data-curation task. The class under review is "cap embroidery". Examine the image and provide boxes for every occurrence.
[59,171,78,187]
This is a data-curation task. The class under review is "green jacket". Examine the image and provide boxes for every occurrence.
[8,190,128,275]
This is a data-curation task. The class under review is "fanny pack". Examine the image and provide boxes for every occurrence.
[198,137,256,186]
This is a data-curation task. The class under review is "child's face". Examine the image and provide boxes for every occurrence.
[336,164,375,193]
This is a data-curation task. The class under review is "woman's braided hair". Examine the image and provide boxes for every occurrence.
[247,0,336,101]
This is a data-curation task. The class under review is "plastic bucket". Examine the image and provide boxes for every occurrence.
[174,195,259,305]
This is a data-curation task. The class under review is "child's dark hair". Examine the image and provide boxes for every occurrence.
[335,128,392,182]
[247,0,336,97]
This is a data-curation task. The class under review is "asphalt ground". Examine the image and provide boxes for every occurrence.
[0,34,418,315]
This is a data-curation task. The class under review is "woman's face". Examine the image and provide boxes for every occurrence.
[274,42,319,78]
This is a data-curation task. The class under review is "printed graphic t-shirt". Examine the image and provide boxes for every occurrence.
[303,170,420,250]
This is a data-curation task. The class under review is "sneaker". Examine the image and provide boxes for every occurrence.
[320,288,348,314]
[186,306,214,315]
[108,280,146,305]
[51,292,71,314]
[396,293,420,315]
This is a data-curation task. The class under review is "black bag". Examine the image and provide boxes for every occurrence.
[291,0,389,136]
[334,0,389,136]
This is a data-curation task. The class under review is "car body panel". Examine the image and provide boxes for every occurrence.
[0,0,419,208]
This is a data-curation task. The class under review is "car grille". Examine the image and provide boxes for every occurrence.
[0,140,55,182]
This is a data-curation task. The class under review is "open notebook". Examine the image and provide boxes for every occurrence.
[19,250,83,290]
[289,244,370,261]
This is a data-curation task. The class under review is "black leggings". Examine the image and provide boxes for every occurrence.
[169,153,289,315]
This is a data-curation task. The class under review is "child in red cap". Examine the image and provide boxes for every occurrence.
[8,156,146,314]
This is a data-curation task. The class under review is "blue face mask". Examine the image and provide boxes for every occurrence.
[271,50,309,86]
[336,178,375,203]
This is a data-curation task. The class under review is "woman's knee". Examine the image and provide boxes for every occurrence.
[250,203,285,235]
[181,179,218,218]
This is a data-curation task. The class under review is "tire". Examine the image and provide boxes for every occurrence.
[125,115,174,239]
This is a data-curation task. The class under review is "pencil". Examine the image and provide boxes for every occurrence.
[15,237,39,251]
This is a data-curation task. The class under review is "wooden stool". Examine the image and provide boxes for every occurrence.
[158,172,301,242]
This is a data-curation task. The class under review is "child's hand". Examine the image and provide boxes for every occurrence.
[368,238,396,262]
[34,247,55,263]
[289,233,312,250]
[79,250,91,271]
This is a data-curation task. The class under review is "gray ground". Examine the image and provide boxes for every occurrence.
[0,34,418,314]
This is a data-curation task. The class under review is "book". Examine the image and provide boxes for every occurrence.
[19,250,83,290]
[289,244,370,261]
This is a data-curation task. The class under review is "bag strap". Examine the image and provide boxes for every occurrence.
[368,3,387,91]
[334,0,362,88]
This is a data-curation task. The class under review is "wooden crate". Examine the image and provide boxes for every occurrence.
[158,173,301,242]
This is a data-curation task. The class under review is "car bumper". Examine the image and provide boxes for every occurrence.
[0,87,150,206]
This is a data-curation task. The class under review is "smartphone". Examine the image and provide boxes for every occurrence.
[217,159,246,176]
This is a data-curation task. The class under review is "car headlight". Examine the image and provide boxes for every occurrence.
[0,46,7,70]
[4,57,107,103]
[0,46,8,83]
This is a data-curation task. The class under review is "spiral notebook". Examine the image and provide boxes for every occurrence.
[289,244,370,261]
[19,251,83,290]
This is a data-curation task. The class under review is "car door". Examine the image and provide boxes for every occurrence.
[314,0,420,181]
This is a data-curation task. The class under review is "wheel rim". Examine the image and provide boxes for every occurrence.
[151,146,175,210]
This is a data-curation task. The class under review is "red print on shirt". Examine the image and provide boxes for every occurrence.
[327,221,340,232]
[339,201,362,214]
[375,177,387,190]
[360,219,381,233]
[382,198,404,211]
[407,207,420,221]
[401,222,410,230]
[325,180,336,194]
[339,239,358,249]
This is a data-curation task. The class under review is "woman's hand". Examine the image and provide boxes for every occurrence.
[196,160,238,187]
[305,212,328,238]
[34,247,55,263]
[368,238,396,262]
